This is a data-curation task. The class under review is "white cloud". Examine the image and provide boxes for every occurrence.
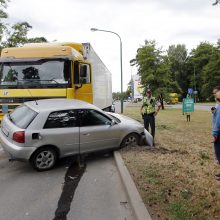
[5,0,220,91]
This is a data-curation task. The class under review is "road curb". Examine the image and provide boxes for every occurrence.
[114,151,152,220]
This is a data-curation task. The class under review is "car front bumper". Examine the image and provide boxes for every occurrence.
[0,130,36,161]
[143,129,153,147]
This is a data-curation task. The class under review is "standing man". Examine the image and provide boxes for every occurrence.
[141,89,161,141]
[212,90,220,180]
[213,86,220,107]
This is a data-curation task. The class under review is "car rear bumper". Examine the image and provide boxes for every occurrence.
[0,130,36,160]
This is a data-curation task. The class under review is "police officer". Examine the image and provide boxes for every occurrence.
[141,89,161,139]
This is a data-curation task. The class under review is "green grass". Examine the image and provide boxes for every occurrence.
[169,201,194,220]
[121,104,220,219]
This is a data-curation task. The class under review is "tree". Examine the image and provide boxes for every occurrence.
[0,0,8,42]
[0,1,47,49]
[1,22,47,48]
[112,91,130,101]
[27,37,47,43]
[2,22,32,47]
[167,44,188,98]
[189,42,215,100]
[136,40,179,109]
[201,46,220,100]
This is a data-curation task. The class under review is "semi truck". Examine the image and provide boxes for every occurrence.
[0,42,113,120]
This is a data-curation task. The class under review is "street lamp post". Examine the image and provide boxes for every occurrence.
[193,65,197,103]
[90,28,123,113]
[130,59,136,102]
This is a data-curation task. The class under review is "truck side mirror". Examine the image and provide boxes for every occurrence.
[80,65,88,78]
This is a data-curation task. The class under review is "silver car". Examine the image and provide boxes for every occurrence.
[0,99,153,171]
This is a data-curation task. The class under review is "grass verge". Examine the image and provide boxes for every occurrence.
[121,103,220,220]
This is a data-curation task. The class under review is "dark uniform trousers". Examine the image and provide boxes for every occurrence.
[143,113,155,138]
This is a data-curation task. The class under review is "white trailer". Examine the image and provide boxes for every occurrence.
[83,43,113,111]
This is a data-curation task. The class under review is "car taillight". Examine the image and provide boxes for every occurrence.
[13,131,25,143]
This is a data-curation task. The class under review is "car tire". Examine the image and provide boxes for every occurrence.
[120,133,139,148]
[30,147,58,171]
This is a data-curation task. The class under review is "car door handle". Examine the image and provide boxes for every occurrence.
[82,133,90,136]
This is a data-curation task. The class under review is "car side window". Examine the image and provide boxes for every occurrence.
[44,110,78,129]
[79,109,112,127]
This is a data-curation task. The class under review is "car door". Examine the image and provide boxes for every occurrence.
[40,109,80,157]
[79,109,121,153]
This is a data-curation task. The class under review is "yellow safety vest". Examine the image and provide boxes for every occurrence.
[143,96,156,114]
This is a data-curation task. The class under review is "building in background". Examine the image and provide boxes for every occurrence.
[128,74,143,102]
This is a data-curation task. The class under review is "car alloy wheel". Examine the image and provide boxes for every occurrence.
[121,133,139,148]
[31,147,57,171]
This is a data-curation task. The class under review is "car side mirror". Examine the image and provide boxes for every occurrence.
[110,120,117,126]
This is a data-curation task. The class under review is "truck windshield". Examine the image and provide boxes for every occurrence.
[0,59,71,88]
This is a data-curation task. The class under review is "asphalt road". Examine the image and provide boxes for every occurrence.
[0,148,134,220]
[114,101,214,113]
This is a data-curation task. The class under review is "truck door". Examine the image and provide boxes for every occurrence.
[74,61,93,104]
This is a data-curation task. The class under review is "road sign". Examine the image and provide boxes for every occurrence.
[182,98,194,113]
[188,88,193,94]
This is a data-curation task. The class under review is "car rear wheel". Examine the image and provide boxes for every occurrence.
[120,133,139,148]
[30,147,58,171]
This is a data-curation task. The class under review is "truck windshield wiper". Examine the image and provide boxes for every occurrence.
[16,79,61,84]
[48,78,59,84]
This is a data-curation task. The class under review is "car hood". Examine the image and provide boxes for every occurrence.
[108,112,143,127]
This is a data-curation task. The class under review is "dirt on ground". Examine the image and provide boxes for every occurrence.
[121,104,220,220]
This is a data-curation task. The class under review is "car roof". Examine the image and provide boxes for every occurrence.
[25,99,100,112]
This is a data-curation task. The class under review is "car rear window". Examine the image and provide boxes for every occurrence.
[8,105,38,129]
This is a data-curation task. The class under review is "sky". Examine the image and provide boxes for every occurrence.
[5,0,220,92]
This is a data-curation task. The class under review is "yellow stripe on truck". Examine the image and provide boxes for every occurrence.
[0,88,67,97]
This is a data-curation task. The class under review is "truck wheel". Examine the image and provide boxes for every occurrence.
[30,147,58,171]
[120,133,139,148]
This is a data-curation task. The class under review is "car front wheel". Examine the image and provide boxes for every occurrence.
[30,147,58,171]
[120,133,139,148]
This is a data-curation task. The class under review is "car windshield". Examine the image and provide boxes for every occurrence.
[8,105,38,129]
[0,59,71,88]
